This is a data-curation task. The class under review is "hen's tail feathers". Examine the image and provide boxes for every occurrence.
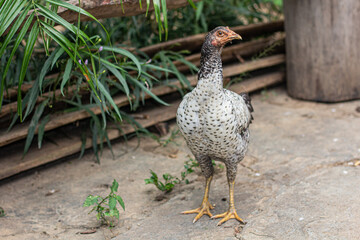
[240,93,254,122]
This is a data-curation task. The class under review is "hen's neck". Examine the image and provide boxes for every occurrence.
[197,45,223,92]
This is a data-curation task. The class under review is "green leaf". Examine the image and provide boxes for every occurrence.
[23,99,49,155]
[51,48,65,69]
[83,195,99,207]
[110,208,120,219]
[109,196,116,210]
[41,21,101,102]
[160,0,168,40]
[37,114,50,149]
[97,80,122,120]
[61,59,73,95]
[195,1,204,22]
[79,132,87,159]
[111,179,119,193]
[101,46,142,78]
[23,78,40,121]
[143,64,174,73]
[0,0,26,37]
[128,76,169,106]
[38,48,58,93]
[145,0,150,16]
[0,11,35,111]
[17,20,39,121]
[153,0,162,41]
[0,1,30,57]
[116,195,125,211]
[187,0,197,9]
[105,65,130,97]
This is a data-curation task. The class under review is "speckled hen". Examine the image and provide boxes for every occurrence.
[176,26,253,226]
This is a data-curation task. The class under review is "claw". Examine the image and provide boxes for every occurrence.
[212,209,245,226]
[182,200,214,223]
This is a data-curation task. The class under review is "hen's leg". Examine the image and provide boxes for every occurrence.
[182,157,214,223]
[212,163,245,226]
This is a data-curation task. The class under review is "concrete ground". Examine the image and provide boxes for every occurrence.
[0,87,360,240]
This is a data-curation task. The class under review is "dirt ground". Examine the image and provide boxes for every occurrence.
[1,87,360,240]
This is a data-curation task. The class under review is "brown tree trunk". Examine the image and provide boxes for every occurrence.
[284,0,360,102]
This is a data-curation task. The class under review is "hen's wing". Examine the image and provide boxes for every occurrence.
[224,90,253,133]
[239,92,254,122]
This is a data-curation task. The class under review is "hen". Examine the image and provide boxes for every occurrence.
[176,26,253,226]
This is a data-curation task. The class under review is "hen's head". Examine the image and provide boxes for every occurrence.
[204,26,242,50]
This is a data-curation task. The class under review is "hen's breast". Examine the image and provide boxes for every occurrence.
[177,88,248,160]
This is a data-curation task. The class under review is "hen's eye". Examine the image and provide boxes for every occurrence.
[217,31,224,37]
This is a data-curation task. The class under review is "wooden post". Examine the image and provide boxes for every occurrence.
[284,0,360,102]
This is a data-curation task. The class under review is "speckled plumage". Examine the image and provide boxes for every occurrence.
[176,27,253,183]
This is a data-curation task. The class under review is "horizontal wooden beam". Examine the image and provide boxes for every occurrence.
[58,0,198,23]
[0,71,285,180]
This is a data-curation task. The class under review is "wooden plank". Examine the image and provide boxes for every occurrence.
[2,0,197,36]
[58,0,198,23]
[0,71,285,180]
[140,20,284,56]
[0,54,285,147]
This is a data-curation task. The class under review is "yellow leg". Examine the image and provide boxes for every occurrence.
[212,180,245,226]
[182,176,214,223]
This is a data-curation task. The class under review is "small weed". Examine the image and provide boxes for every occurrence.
[145,170,181,193]
[181,158,199,184]
[83,179,125,227]
[157,129,180,147]
[145,157,224,193]
[0,207,5,217]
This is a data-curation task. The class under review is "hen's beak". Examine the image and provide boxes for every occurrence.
[227,30,242,41]
[220,29,242,45]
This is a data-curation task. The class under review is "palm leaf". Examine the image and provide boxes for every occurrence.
[0,2,30,57]
[128,76,169,106]
[0,11,35,111]
[104,65,130,97]
[160,0,168,40]
[17,23,39,121]
[0,0,26,36]
[101,46,142,78]
[38,114,50,149]
[23,99,49,155]
[97,80,122,120]
[61,58,73,95]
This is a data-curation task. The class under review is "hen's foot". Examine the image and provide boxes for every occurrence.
[212,208,245,226]
[182,200,214,223]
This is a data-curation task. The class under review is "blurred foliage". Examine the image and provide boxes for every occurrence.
[83,0,283,49]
